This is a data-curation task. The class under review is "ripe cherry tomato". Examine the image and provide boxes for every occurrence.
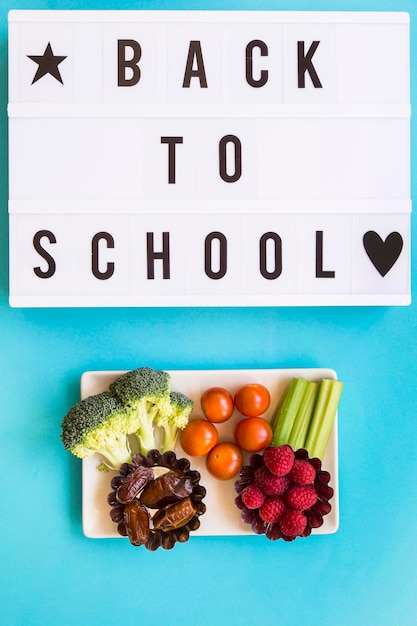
[201,387,234,423]
[234,383,271,417]
[234,416,273,453]
[205,441,243,480]
[180,419,218,457]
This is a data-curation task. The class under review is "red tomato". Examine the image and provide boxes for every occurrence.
[234,383,271,417]
[205,442,243,480]
[234,416,273,453]
[180,419,218,457]
[201,387,234,423]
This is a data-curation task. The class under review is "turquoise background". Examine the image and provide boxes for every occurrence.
[1,1,416,625]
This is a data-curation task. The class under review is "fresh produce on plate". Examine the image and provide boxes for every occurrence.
[234,383,271,417]
[234,416,273,453]
[235,446,334,540]
[270,377,343,460]
[179,418,219,457]
[109,367,193,455]
[205,441,244,480]
[63,367,342,546]
[201,387,234,423]
[60,367,193,469]
[107,449,206,550]
[234,377,343,541]
[60,391,137,471]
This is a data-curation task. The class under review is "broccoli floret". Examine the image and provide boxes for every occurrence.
[155,391,193,453]
[60,391,136,470]
[109,367,172,454]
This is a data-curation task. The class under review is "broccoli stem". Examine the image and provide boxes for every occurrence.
[136,403,159,454]
[161,424,178,454]
[304,378,343,460]
[137,427,157,455]
[271,378,310,447]
[99,442,132,470]
[287,381,318,451]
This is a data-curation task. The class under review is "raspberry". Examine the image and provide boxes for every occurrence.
[255,466,290,496]
[259,496,286,523]
[285,485,318,511]
[234,447,334,541]
[280,509,307,537]
[241,484,265,509]
[263,445,294,476]
[289,459,316,485]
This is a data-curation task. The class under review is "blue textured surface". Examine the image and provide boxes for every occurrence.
[1,1,416,625]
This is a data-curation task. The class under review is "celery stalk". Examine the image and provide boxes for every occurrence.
[304,378,343,460]
[287,381,319,451]
[271,378,309,447]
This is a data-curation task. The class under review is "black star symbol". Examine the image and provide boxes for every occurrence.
[27,42,67,85]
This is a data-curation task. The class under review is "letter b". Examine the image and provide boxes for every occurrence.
[118,40,141,87]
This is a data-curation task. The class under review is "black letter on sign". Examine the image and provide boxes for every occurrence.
[316,231,335,278]
[183,41,208,88]
[92,232,115,280]
[219,135,242,183]
[118,39,141,87]
[205,232,227,280]
[147,232,170,279]
[298,41,322,88]
[246,40,268,88]
[33,230,56,278]
[161,137,183,184]
[260,232,282,279]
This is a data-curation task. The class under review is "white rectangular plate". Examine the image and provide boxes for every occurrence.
[81,368,339,539]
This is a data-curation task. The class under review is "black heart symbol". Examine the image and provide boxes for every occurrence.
[363,231,403,277]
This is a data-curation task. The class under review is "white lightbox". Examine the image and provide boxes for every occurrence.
[8,10,411,307]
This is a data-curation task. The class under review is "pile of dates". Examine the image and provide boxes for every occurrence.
[107,450,206,550]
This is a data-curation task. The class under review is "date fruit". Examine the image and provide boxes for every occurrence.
[116,466,154,504]
[108,450,206,550]
[140,470,194,508]
[152,497,197,532]
[123,501,150,546]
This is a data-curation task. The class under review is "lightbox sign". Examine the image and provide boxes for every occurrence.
[8,10,411,307]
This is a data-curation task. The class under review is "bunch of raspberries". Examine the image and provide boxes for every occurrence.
[234,444,334,541]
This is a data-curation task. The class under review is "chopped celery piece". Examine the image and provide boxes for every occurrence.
[287,381,318,451]
[271,378,309,447]
[304,378,343,460]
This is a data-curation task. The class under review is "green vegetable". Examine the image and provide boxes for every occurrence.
[60,391,137,470]
[155,391,194,453]
[287,381,318,451]
[304,378,343,460]
[109,367,173,455]
[61,367,194,470]
[271,378,310,447]
[271,376,343,460]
